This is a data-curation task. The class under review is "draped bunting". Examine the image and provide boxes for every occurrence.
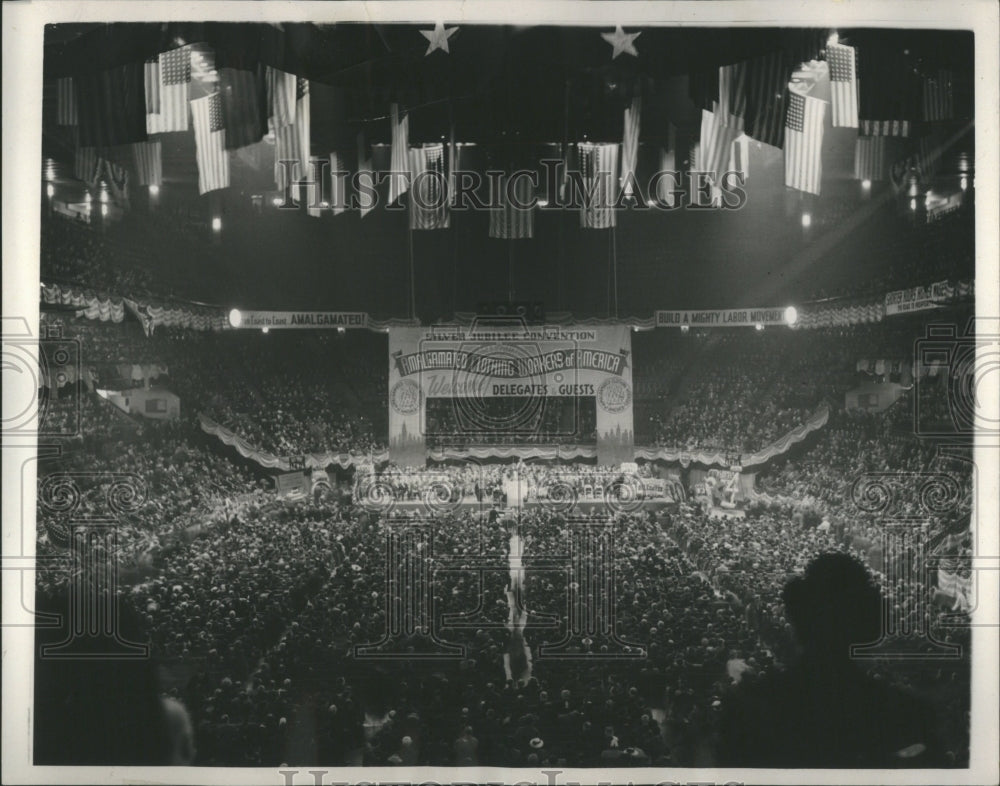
[42,283,226,333]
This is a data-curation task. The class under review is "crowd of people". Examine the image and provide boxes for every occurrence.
[31,300,975,768]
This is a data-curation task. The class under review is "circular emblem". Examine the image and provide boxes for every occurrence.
[597,377,631,414]
[390,379,421,415]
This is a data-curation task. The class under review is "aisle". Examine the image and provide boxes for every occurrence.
[503,531,533,685]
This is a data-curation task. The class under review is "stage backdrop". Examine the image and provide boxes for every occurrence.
[388,323,634,466]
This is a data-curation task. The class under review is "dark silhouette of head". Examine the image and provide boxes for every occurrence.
[781,552,883,660]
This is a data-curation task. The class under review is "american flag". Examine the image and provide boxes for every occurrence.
[274,78,310,198]
[620,95,642,198]
[409,144,450,230]
[357,131,376,218]
[717,62,746,130]
[489,173,535,239]
[853,136,886,181]
[784,90,826,195]
[132,140,162,187]
[267,67,297,128]
[698,108,742,177]
[191,93,230,194]
[328,152,347,216]
[743,50,791,148]
[857,45,917,137]
[827,42,858,128]
[56,77,77,125]
[578,142,618,229]
[922,69,954,122]
[147,47,191,133]
[74,146,101,188]
[388,103,410,206]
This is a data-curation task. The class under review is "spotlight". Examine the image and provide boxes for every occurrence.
[680,324,690,334]
[910,198,917,211]
[960,176,968,191]
[149,185,160,196]
[537,198,549,207]
[801,213,811,228]
[100,190,109,203]
[755,323,764,332]
[337,326,346,334]
[272,197,283,207]
[262,327,270,335]
[46,183,54,198]
[861,179,871,189]
[228,308,243,328]
[212,217,222,231]
[101,204,109,216]
[784,306,798,326]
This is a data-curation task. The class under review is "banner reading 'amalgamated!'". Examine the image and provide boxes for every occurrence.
[233,311,369,329]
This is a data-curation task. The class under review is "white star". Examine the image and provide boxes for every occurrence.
[601,26,641,59]
[420,23,459,55]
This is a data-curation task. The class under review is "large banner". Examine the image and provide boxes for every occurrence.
[388,323,634,465]
[884,281,949,316]
[232,311,369,329]
[656,308,788,327]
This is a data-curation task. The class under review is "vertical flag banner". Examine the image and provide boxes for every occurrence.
[57,77,78,126]
[409,144,450,230]
[76,63,149,147]
[357,131,376,218]
[698,108,741,176]
[854,136,886,181]
[827,42,859,128]
[267,67,297,129]
[144,58,160,115]
[388,103,410,206]
[858,45,917,137]
[329,152,347,216]
[578,142,618,229]
[74,146,102,189]
[744,50,791,149]
[717,62,747,129]
[191,93,230,194]
[218,59,268,150]
[147,47,191,134]
[621,94,642,198]
[274,78,311,197]
[132,140,163,187]
[784,90,826,195]
[922,69,954,121]
[489,174,535,239]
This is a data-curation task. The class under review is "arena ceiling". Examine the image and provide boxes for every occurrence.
[39,23,976,317]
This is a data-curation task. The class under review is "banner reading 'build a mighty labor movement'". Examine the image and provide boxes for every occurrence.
[388,322,634,466]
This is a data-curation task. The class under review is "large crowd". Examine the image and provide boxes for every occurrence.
[31,301,975,768]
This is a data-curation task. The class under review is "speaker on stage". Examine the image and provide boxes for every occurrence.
[477,301,546,324]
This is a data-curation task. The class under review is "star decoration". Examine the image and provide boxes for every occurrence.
[601,26,641,59]
[420,23,459,55]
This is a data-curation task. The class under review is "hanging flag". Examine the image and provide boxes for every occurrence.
[784,90,826,195]
[915,129,946,182]
[132,140,162,186]
[102,158,130,207]
[409,144,450,230]
[76,62,148,147]
[827,42,859,128]
[578,142,618,229]
[698,108,741,176]
[218,58,268,150]
[857,45,917,137]
[74,146,101,189]
[922,69,954,122]
[388,103,410,206]
[489,173,535,239]
[329,152,347,216]
[124,298,154,337]
[267,67,297,128]
[146,47,191,134]
[743,50,792,149]
[620,94,642,199]
[357,131,376,218]
[56,77,77,125]
[854,136,886,181]
[717,62,746,130]
[191,93,230,194]
[274,78,311,198]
